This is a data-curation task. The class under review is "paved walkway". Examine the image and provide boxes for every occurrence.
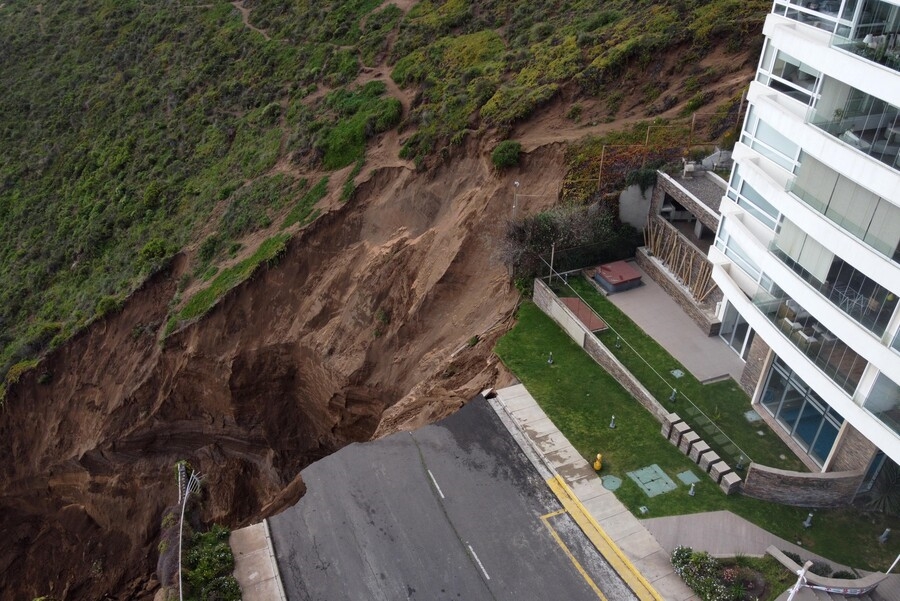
[492,384,900,601]
[230,520,286,601]
[604,262,745,383]
[492,384,698,601]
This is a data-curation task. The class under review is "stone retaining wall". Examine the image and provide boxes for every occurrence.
[742,464,865,507]
[635,247,721,336]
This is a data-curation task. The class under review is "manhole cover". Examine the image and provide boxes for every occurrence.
[676,470,700,485]
[670,369,685,378]
[627,465,677,497]
[602,475,622,491]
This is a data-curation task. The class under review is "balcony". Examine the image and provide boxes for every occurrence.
[770,241,897,338]
[809,96,900,171]
[772,0,852,35]
[752,287,867,394]
[788,152,900,264]
[830,0,900,73]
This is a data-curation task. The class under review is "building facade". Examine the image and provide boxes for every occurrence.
[709,0,900,494]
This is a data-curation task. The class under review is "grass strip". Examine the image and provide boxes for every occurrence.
[494,301,900,570]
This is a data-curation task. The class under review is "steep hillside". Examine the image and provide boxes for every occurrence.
[0,0,766,598]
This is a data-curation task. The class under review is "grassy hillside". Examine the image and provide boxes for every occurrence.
[0,0,767,385]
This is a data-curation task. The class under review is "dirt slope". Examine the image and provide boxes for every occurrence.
[0,143,564,600]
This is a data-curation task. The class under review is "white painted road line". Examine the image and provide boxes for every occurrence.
[427,470,445,499]
[467,544,490,581]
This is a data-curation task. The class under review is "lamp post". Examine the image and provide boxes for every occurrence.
[513,181,520,221]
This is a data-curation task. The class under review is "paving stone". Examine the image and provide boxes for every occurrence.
[709,460,732,484]
[679,430,700,455]
[688,440,711,463]
[660,412,682,439]
[669,421,691,447]
[698,450,721,473]
[719,471,742,495]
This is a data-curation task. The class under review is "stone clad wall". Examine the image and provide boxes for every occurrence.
[742,464,865,507]
[653,172,720,231]
[533,279,585,346]
[739,333,771,398]
[582,335,668,422]
[829,422,879,472]
[635,247,721,335]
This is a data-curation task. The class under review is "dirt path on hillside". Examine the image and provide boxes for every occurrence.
[231,0,270,40]
[0,5,761,596]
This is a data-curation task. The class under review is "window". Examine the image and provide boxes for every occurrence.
[863,373,900,436]
[756,44,821,106]
[759,356,845,466]
[791,153,900,263]
[728,166,779,229]
[742,106,801,172]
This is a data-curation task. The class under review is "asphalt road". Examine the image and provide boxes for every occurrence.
[268,397,638,601]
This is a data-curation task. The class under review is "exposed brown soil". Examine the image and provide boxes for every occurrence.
[0,17,760,598]
[0,141,561,600]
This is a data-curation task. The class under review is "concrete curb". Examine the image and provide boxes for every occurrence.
[263,518,288,601]
[488,390,664,601]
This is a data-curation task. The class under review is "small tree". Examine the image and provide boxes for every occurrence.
[491,140,522,169]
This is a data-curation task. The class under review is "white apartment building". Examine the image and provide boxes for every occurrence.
[709,0,900,494]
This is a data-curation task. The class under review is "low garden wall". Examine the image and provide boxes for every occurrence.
[742,464,865,507]
[532,277,871,506]
[533,279,664,422]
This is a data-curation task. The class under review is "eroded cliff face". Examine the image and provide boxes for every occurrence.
[0,145,565,599]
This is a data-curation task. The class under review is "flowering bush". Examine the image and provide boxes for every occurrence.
[671,545,731,601]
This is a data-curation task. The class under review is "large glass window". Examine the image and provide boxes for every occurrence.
[863,373,900,436]
[751,282,868,395]
[760,356,846,466]
[727,166,780,229]
[790,153,900,263]
[715,220,765,282]
[720,301,755,359]
[757,44,821,105]
[770,228,898,338]
[810,78,900,170]
[831,0,900,73]
[742,106,801,172]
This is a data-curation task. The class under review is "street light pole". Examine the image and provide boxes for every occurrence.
[513,181,520,221]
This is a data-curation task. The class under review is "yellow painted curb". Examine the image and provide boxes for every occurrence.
[547,475,664,601]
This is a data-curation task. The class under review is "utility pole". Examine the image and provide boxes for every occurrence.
[513,181,520,221]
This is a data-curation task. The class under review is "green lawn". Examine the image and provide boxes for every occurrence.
[560,276,806,472]
[494,301,900,571]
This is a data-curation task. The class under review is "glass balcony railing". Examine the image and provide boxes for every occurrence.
[769,242,896,337]
[772,0,851,35]
[787,176,900,265]
[751,284,867,395]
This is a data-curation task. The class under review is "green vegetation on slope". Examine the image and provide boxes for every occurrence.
[0,0,766,382]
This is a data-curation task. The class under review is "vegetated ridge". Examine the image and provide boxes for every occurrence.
[0,0,764,598]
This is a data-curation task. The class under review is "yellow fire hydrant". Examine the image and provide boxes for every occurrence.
[593,453,603,471]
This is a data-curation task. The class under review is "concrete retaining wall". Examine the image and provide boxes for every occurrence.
[635,246,721,336]
[742,464,865,507]
[534,278,667,423]
[533,278,585,347]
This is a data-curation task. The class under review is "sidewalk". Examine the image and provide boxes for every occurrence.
[492,383,900,601]
[492,383,698,601]
[230,520,286,601]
